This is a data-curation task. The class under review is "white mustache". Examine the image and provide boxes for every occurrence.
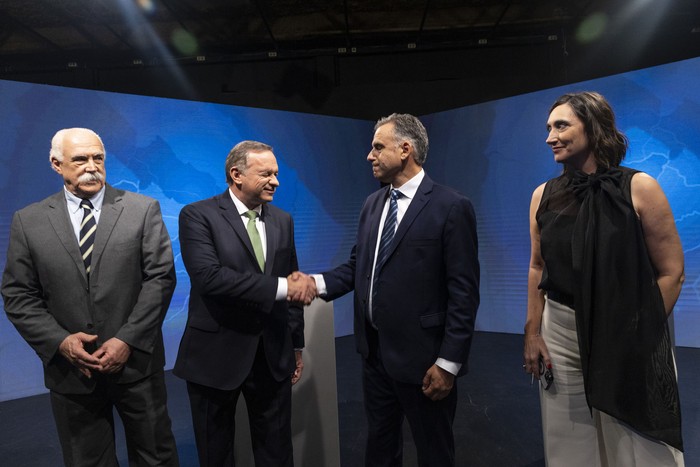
[78,172,105,183]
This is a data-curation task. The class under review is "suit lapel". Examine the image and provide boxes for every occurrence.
[46,191,88,283]
[384,176,433,261]
[92,185,123,274]
[218,191,262,272]
[261,205,278,273]
[367,188,388,261]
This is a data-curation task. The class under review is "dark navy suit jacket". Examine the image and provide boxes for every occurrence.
[323,174,479,384]
[174,190,304,390]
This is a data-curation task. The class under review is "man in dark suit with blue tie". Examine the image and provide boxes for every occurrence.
[316,114,480,467]
[173,140,314,467]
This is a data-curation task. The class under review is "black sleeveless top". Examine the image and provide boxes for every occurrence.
[536,166,683,451]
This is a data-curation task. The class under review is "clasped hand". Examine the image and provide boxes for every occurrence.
[287,271,318,305]
[59,333,132,378]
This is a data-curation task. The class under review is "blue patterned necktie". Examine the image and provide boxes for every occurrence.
[374,189,400,280]
[79,199,97,275]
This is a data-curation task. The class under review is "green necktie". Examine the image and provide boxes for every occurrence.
[244,210,265,271]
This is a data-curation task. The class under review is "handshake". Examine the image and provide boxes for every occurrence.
[287,271,318,305]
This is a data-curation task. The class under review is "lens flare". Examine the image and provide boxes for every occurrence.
[576,12,608,43]
[137,0,155,14]
[171,28,199,55]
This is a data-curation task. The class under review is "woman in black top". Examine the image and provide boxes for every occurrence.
[523,91,685,466]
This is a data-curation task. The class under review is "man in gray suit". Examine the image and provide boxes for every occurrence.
[2,128,179,466]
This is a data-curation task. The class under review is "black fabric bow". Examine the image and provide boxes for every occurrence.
[570,167,623,202]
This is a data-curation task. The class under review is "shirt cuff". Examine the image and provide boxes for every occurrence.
[276,277,288,301]
[312,274,327,295]
[435,358,461,376]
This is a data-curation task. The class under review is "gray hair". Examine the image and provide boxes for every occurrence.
[225,140,273,185]
[375,113,429,165]
[49,128,105,164]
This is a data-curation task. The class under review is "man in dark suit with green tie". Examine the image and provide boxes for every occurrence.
[174,140,314,467]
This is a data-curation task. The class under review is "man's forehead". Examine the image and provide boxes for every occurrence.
[65,134,103,149]
[375,122,394,135]
[64,144,105,157]
[373,124,394,142]
[248,150,275,160]
[247,150,277,168]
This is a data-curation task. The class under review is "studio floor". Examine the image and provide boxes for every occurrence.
[1,331,698,466]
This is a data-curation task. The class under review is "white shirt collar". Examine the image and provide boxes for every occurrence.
[64,186,105,214]
[228,188,262,217]
[392,169,424,200]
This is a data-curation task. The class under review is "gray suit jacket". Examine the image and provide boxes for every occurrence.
[2,184,176,394]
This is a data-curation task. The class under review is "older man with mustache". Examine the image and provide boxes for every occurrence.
[2,128,179,466]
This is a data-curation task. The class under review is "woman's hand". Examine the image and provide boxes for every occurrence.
[523,333,550,376]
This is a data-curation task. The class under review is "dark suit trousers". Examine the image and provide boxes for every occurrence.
[363,327,458,467]
[186,339,293,467]
[49,369,179,467]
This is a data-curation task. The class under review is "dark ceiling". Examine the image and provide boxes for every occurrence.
[2,0,698,69]
[1,0,699,117]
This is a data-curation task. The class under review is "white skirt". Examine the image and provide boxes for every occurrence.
[539,296,684,467]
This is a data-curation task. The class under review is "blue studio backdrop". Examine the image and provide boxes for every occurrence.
[1,56,699,401]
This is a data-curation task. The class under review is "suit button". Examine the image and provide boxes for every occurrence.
[86,323,93,329]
